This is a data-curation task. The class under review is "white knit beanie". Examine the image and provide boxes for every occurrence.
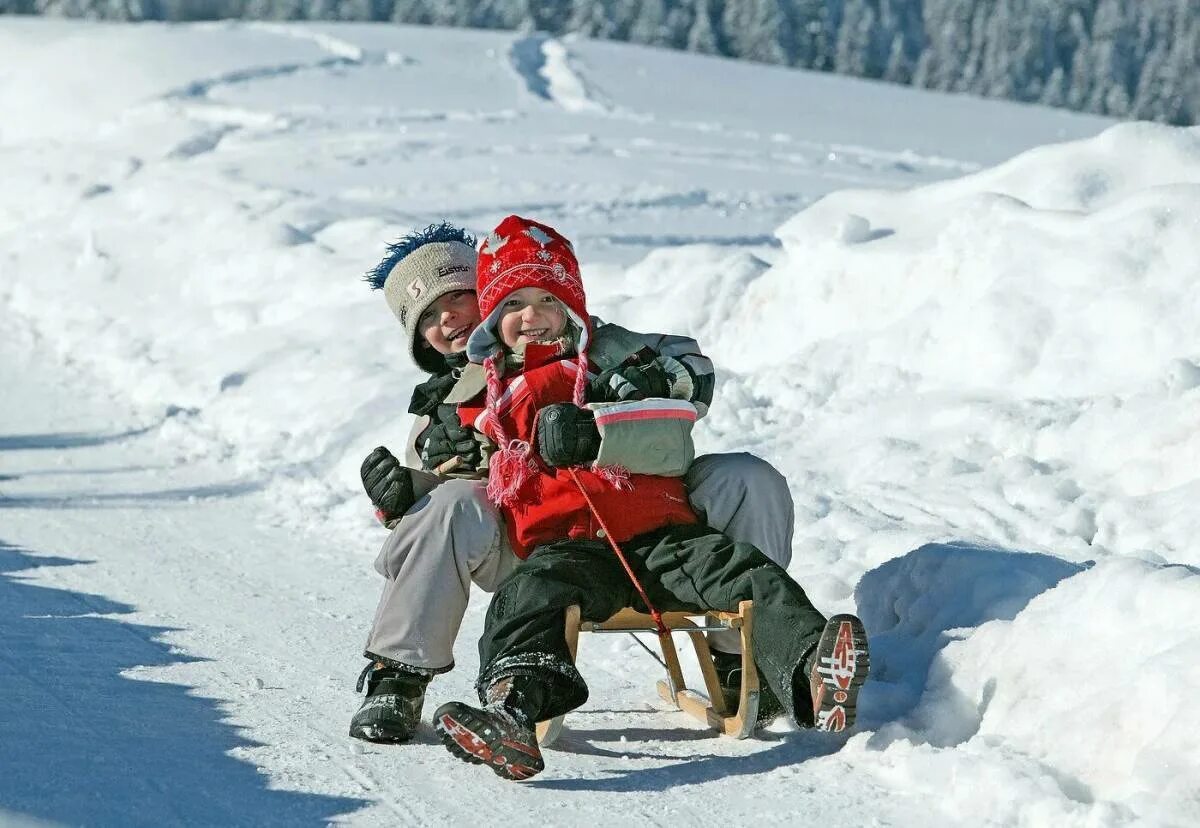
[380,240,477,373]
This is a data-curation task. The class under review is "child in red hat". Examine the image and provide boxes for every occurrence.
[351,221,804,747]
[433,215,870,781]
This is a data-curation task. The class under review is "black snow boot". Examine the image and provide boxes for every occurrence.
[711,650,783,728]
[433,674,547,781]
[794,614,870,732]
[349,660,431,744]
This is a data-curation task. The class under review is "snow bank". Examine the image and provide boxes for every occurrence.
[720,122,1200,396]
[632,122,1200,569]
[897,557,1200,825]
[852,541,1086,726]
[844,544,1200,825]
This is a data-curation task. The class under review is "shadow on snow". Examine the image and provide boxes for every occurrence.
[0,481,264,509]
[852,539,1087,731]
[0,540,366,827]
[531,539,1086,792]
[0,425,158,451]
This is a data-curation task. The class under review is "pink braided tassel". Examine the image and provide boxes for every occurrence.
[482,355,539,506]
[591,462,632,490]
[487,439,539,507]
[572,349,588,408]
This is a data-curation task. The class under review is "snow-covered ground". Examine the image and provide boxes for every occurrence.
[2,18,1198,827]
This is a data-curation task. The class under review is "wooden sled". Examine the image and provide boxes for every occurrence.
[535,600,759,747]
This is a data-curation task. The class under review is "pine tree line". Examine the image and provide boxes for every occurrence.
[4,0,1196,125]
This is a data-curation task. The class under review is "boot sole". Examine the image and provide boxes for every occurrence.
[433,702,545,781]
[348,692,422,744]
[348,724,414,744]
[811,614,870,732]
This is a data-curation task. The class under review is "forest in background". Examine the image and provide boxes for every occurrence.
[3,0,1197,125]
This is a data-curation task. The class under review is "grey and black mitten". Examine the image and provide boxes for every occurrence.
[536,404,601,467]
[360,446,416,525]
[588,360,671,403]
[419,404,482,472]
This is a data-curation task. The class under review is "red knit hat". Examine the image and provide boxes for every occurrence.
[466,214,590,364]
[465,215,593,507]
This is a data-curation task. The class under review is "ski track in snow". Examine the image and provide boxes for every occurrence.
[162,24,412,102]
[508,34,610,115]
[161,56,362,102]
[244,21,416,68]
[502,33,971,182]
[119,24,977,253]
[507,33,554,103]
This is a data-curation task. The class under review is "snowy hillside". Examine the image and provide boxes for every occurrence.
[3,18,1198,828]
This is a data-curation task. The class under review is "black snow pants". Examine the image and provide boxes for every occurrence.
[475,523,827,725]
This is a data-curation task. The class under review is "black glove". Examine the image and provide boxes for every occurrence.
[360,446,416,524]
[419,404,482,471]
[536,404,601,467]
[588,360,671,403]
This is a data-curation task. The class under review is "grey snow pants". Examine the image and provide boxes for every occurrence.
[364,452,795,671]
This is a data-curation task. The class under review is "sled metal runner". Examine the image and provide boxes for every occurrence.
[535,600,759,746]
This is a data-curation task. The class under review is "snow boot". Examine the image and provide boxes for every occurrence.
[797,614,870,732]
[711,650,783,727]
[433,675,546,781]
[349,660,430,744]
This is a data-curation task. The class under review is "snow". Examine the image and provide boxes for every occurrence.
[2,17,1198,827]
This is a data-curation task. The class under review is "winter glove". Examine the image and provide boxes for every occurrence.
[588,359,671,403]
[360,446,416,526]
[654,354,699,403]
[419,404,482,472]
[536,403,601,468]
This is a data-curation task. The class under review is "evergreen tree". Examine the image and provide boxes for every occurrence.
[720,0,796,66]
[685,0,722,56]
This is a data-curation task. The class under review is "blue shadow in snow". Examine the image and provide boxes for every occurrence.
[531,722,847,793]
[0,464,168,481]
[0,425,157,451]
[852,540,1087,727]
[0,540,366,826]
[0,480,263,509]
[531,540,1086,792]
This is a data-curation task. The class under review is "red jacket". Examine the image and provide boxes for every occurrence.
[459,345,697,559]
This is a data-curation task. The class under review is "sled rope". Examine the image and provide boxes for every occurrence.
[567,467,670,639]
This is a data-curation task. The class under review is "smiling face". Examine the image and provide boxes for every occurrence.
[497,287,569,349]
[418,290,481,355]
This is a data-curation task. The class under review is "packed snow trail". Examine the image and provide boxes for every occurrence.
[0,316,943,825]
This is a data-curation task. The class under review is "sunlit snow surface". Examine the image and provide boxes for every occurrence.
[2,18,1198,828]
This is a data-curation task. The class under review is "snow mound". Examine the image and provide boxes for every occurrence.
[634,122,1200,567]
[902,557,1200,824]
[593,245,771,350]
[853,541,1085,724]
[718,122,1200,398]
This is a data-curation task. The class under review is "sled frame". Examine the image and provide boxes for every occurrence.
[535,600,758,746]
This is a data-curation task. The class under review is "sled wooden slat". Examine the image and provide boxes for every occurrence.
[535,601,759,747]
